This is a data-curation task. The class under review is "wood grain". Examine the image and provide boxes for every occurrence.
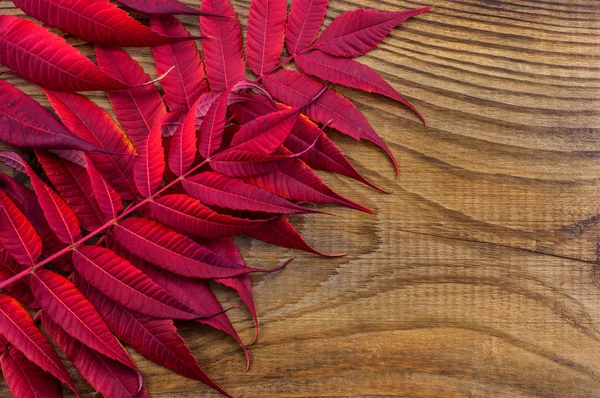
[2,0,600,396]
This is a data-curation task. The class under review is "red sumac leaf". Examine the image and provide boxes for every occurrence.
[230,107,300,154]
[95,46,168,144]
[134,121,166,198]
[246,149,372,213]
[13,0,202,47]
[146,194,266,238]
[0,190,41,267]
[42,314,142,398]
[85,157,124,221]
[311,7,430,57]
[0,81,114,152]
[168,97,202,176]
[246,0,288,76]
[0,16,130,91]
[263,69,399,173]
[44,90,138,200]
[198,90,230,159]
[286,115,384,191]
[200,0,245,91]
[150,15,208,113]
[0,294,75,392]
[231,94,383,190]
[75,275,232,397]
[295,51,424,122]
[36,151,105,232]
[72,246,204,320]
[1,346,62,398]
[285,0,329,55]
[27,269,138,371]
[182,172,316,214]
[113,218,259,278]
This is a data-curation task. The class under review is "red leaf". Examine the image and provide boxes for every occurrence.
[246,0,287,76]
[95,46,168,144]
[286,115,384,191]
[1,346,62,398]
[263,69,399,173]
[44,90,138,200]
[285,0,329,55]
[72,246,204,320]
[210,136,319,178]
[200,0,245,91]
[42,314,142,398]
[146,194,266,238]
[246,150,372,213]
[0,16,130,91]
[182,172,317,214]
[108,239,251,367]
[311,7,430,57]
[295,51,424,122]
[27,269,137,371]
[36,151,105,231]
[230,107,300,154]
[0,294,75,392]
[75,275,232,397]
[198,90,230,158]
[0,190,41,267]
[0,173,68,266]
[0,81,115,152]
[150,15,208,113]
[134,121,166,198]
[231,94,383,190]
[1,153,82,244]
[113,218,259,278]
[116,0,219,16]
[249,216,344,256]
[13,0,201,47]
[168,98,201,176]
[85,157,124,221]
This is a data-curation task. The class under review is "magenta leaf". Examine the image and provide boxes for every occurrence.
[200,0,245,91]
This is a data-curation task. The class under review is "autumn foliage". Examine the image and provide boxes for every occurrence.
[0,0,428,396]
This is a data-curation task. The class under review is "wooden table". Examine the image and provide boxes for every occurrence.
[2,0,600,396]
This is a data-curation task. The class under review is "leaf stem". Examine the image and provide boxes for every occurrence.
[0,159,210,291]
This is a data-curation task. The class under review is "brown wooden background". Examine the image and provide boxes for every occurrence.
[2,0,600,396]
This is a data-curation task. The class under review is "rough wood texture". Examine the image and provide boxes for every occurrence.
[2,0,600,397]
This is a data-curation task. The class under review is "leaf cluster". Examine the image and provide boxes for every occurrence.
[0,0,428,396]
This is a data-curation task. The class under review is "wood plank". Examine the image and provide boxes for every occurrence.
[1,0,600,396]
